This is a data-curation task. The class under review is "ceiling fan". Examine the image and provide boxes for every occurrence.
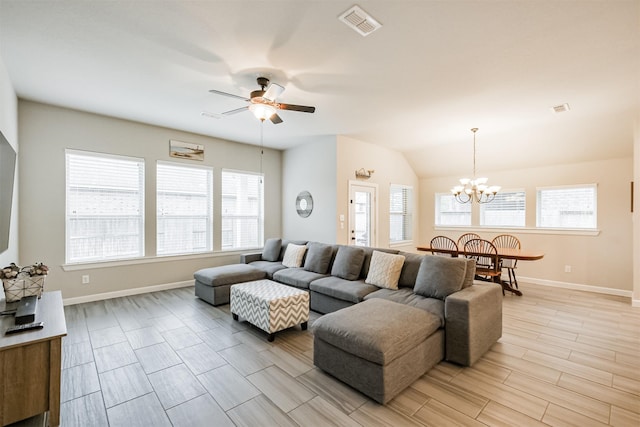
[206,77,316,124]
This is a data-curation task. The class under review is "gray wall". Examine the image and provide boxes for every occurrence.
[18,101,282,299]
[282,137,337,243]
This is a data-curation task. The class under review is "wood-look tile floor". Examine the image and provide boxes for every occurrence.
[58,283,640,426]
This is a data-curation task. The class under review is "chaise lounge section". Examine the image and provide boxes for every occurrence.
[313,298,444,404]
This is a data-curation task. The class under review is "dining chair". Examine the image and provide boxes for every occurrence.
[492,234,521,289]
[429,236,459,257]
[457,232,481,250]
[463,239,503,293]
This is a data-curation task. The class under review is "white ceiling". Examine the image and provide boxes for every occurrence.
[1,0,638,178]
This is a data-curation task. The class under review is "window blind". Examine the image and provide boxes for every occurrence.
[65,150,145,263]
[389,184,413,242]
[221,170,264,250]
[480,190,526,227]
[435,193,471,226]
[157,162,213,255]
[537,185,597,229]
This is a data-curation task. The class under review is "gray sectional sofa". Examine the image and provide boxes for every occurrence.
[238,238,503,367]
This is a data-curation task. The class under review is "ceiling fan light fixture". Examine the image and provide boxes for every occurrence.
[208,77,315,124]
[249,103,276,121]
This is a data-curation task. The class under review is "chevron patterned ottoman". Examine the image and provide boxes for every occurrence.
[230,280,310,342]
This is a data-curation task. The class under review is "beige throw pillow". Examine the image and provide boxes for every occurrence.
[282,243,307,268]
[365,250,406,290]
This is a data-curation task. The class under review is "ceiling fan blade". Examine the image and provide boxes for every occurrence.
[263,83,285,102]
[221,106,248,116]
[208,89,250,102]
[270,114,283,124]
[200,111,223,119]
[278,103,316,113]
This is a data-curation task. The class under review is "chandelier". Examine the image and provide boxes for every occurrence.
[451,128,500,204]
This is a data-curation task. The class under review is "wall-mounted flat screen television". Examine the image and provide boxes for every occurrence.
[0,130,17,254]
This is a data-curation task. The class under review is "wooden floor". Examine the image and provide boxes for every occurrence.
[58,282,640,426]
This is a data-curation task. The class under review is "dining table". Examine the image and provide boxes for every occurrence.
[416,245,545,296]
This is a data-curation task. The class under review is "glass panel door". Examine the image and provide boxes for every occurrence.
[349,183,377,246]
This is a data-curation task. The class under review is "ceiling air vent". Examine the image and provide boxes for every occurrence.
[551,103,570,114]
[339,5,382,37]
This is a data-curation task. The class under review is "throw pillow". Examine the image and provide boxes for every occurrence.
[282,243,307,268]
[330,246,366,280]
[413,255,472,300]
[303,242,334,274]
[262,238,282,262]
[365,251,406,290]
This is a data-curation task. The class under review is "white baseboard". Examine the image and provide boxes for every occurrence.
[63,280,195,306]
[60,276,638,306]
[519,276,633,298]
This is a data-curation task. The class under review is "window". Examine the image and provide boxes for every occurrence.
[537,184,597,229]
[389,184,413,243]
[221,170,263,250]
[435,193,471,226]
[480,190,526,227]
[66,150,144,263]
[157,162,213,255]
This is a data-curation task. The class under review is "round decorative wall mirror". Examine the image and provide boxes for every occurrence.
[296,191,313,218]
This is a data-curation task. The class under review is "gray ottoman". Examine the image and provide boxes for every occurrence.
[194,264,266,306]
[312,298,443,404]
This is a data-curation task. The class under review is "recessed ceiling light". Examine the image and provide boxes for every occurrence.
[551,103,571,114]
[338,5,382,37]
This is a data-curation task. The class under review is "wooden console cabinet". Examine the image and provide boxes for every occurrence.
[0,291,67,426]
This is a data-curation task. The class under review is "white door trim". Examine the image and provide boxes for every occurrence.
[348,180,379,247]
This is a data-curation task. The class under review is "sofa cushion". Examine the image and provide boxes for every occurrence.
[364,288,445,327]
[331,246,365,280]
[304,242,334,274]
[397,252,424,288]
[413,256,475,300]
[282,243,307,268]
[310,276,379,304]
[462,258,476,288]
[194,264,266,287]
[262,238,282,262]
[248,261,287,279]
[273,268,327,290]
[312,299,440,365]
[365,251,405,290]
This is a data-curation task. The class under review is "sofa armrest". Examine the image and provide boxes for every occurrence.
[444,283,502,366]
[240,252,262,264]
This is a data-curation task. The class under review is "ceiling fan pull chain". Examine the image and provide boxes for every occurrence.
[260,121,264,183]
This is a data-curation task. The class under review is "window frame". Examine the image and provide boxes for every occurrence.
[65,149,145,264]
[389,184,413,245]
[536,184,598,230]
[220,169,264,251]
[435,192,472,226]
[479,189,526,228]
[156,160,214,256]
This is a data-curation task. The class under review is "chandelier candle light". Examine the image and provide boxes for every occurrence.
[451,128,500,204]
